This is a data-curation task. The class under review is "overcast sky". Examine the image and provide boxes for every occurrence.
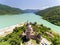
[0,0,60,10]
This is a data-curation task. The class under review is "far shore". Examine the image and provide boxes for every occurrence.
[0,22,25,37]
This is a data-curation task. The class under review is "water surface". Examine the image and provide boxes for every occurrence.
[0,13,60,34]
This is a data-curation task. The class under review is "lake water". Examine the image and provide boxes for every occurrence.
[0,13,60,34]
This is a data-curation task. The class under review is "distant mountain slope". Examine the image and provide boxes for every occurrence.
[0,4,23,15]
[36,6,60,26]
[23,9,39,13]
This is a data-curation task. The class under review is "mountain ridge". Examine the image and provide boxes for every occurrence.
[0,4,23,15]
[36,6,60,26]
[23,9,39,13]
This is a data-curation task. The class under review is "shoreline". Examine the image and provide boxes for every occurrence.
[0,22,60,37]
[0,23,25,37]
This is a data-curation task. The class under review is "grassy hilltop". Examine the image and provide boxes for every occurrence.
[0,23,60,45]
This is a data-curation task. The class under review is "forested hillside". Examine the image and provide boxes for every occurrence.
[36,6,60,26]
[0,4,23,15]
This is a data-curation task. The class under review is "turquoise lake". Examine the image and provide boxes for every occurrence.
[0,13,60,34]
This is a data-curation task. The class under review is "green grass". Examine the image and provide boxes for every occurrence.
[22,39,40,45]
[31,39,40,45]
[0,41,10,45]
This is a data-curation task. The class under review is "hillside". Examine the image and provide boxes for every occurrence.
[36,6,60,26]
[23,9,39,13]
[0,4,23,15]
[0,22,60,45]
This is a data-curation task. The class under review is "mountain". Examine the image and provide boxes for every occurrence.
[36,6,60,26]
[23,9,39,13]
[0,4,23,15]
